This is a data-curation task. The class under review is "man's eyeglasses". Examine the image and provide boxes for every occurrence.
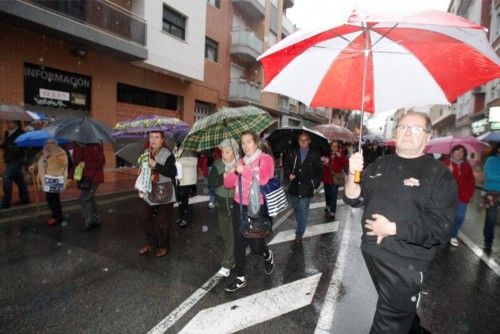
[396,124,428,135]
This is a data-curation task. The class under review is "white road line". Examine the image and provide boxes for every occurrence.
[147,206,295,334]
[309,200,344,210]
[268,221,340,245]
[147,274,223,334]
[314,209,353,333]
[173,195,210,208]
[179,273,322,333]
[459,231,500,277]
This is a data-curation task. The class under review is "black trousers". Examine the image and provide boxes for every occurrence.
[232,202,269,277]
[139,201,174,249]
[45,192,62,219]
[176,185,190,221]
[362,250,424,334]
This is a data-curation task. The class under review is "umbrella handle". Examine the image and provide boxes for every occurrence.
[354,171,361,183]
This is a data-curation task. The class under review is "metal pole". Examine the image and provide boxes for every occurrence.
[354,22,371,183]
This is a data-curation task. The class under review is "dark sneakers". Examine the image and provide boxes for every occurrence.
[264,250,274,275]
[224,277,247,293]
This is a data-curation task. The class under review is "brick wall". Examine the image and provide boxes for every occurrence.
[0,22,221,173]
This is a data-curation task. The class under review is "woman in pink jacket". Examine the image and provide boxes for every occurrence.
[223,131,275,293]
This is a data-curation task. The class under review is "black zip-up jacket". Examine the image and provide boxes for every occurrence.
[0,128,26,164]
[283,149,322,198]
[343,154,457,271]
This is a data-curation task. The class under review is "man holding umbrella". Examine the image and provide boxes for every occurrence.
[344,111,457,333]
[283,131,322,242]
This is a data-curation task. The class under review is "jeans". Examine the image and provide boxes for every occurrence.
[484,206,499,248]
[79,183,99,226]
[2,162,30,206]
[451,202,467,238]
[290,196,311,237]
[324,184,340,213]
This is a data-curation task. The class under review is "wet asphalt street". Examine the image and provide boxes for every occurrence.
[0,188,499,334]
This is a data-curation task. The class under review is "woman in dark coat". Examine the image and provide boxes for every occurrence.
[73,142,105,231]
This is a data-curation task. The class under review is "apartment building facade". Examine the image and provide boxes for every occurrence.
[430,0,499,138]
[0,0,333,171]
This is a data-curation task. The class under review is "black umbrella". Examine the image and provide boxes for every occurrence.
[54,116,114,144]
[267,126,331,157]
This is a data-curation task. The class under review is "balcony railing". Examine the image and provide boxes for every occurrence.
[229,78,261,104]
[231,28,263,62]
[232,0,265,18]
[25,0,146,45]
[282,15,295,35]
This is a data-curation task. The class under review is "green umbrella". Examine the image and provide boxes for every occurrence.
[180,106,276,151]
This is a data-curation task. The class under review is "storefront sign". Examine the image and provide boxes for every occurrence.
[24,63,91,110]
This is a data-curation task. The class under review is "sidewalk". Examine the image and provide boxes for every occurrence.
[0,167,138,222]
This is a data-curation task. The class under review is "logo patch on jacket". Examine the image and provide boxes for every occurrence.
[403,177,420,187]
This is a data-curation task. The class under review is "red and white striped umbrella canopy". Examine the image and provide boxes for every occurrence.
[312,123,357,143]
[258,10,500,113]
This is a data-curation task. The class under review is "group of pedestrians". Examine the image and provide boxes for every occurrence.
[2,111,499,331]
[0,120,105,230]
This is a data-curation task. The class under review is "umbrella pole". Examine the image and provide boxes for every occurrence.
[354,22,371,183]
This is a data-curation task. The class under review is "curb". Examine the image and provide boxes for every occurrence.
[0,190,137,224]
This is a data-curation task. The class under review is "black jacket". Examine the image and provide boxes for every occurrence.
[1,128,26,164]
[343,154,457,271]
[283,149,322,198]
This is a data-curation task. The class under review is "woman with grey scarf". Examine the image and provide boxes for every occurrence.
[208,138,240,277]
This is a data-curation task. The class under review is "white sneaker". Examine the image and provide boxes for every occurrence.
[217,267,231,277]
[450,237,459,247]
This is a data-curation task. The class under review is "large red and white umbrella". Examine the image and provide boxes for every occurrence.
[258,10,500,114]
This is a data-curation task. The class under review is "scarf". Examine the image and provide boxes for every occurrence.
[243,149,262,166]
[223,157,238,171]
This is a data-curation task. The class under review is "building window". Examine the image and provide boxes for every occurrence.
[207,0,220,8]
[205,37,218,62]
[117,83,180,110]
[163,5,186,40]
[195,100,215,121]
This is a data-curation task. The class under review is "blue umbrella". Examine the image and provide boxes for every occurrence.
[477,131,500,142]
[26,110,49,121]
[15,130,69,147]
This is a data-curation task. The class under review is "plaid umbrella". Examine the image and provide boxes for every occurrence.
[181,106,276,151]
[312,123,356,143]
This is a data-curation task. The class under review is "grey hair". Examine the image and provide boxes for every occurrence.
[397,110,432,133]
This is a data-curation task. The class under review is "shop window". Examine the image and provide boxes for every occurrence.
[117,83,179,110]
[205,37,218,62]
[163,5,186,40]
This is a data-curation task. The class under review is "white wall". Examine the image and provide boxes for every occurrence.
[134,0,206,81]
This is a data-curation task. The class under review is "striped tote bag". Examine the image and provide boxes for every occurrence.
[261,177,288,217]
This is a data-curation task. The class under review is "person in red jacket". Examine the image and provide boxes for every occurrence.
[442,144,475,247]
[72,142,105,231]
[321,141,349,219]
